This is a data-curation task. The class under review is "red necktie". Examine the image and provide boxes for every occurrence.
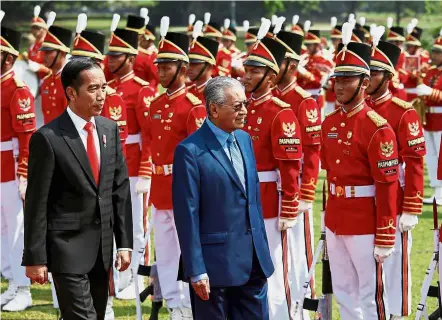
[84,122,99,184]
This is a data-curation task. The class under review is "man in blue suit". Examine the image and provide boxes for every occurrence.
[172,77,274,319]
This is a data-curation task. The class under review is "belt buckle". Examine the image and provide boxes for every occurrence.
[156,166,164,176]
[336,186,344,197]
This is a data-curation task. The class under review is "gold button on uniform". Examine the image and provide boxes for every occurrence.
[336,159,340,164]
[251,110,256,114]
[248,126,252,130]
[340,123,345,127]
[46,110,50,114]
[338,139,342,144]
[156,153,160,156]
[158,136,161,140]
[165,104,169,109]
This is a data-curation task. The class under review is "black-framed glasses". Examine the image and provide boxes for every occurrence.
[218,100,250,112]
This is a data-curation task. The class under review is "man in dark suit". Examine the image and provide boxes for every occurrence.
[172,77,274,319]
[22,58,133,320]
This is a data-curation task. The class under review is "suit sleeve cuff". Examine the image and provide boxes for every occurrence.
[191,273,208,283]
[117,248,133,252]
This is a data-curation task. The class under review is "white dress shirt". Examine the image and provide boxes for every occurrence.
[66,107,101,166]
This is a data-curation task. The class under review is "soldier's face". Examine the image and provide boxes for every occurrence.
[332,39,342,50]
[210,87,247,132]
[221,39,234,49]
[31,26,45,40]
[307,44,319,55]
[334,75,366,104]
[157,62,181,88]
[242,65,272,93]
[367,70,388,95]
[43,50,57,68]
[188,62,208,81]
[389,40,404,50]
[406,45,418,55]
[67,67,106,118]
[431,50,442,65]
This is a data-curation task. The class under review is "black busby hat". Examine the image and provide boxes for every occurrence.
[332,42,371,77]
[72,30,106,60]
[245,36,286,73]
[352,28,366,43]
[406,26,423,46]
[304,29,321,44]
[275,31,303,60]
[245,27,259,44]
[40,26,72,53]
[189,36,219,65]
[205,22,223,38]
[331,25,343,39]
[387,26,405,42]
[145,25,156,40]
[156,32,189,63]
[107,28,138,55]
[126,15,146,35]
[370,40,401,73]
[1,26,21,56]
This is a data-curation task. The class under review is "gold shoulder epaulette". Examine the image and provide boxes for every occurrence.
[187,83,196,90]
[392,96,412,110]
[133,76,150,87]
[272,97,291,108]
[295,85,312,99]
[105,86,116,95]
[13,76,25,88]
[326,108,339,118]
[42,72,52,81]
[367,110,387,127]
[151,92,164,103]
[429,65,437,70]
[186,92,202,106]
[221,47,230,54]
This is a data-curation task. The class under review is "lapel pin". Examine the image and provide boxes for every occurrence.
[103,134,107,148]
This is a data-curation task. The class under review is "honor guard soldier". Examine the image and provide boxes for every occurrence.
[273,29,321,309]
[187,21,219,104]
[297,21,333,110]
[0,23,36,312]
[366,30,426,319]
[321,24,399,319]
[416,29,442,205]
[221,19,245,78]
[186,13,196,44]
[203,13,232,77]
[404,23,430,102]
[26,5,50,78]
[137,16,206,320]
[106,14,155,299]
[126,11,159,92]
[324,20,342,115]
[242,19,303,319]
[244,26,259,54]
[386,22,409,100]
[39,12,72,124]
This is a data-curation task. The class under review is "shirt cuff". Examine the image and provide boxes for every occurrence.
[117,248,133,252]
[191,273,208,283]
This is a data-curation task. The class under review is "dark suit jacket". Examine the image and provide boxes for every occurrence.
[22,110,133,274]
[172,122,274,287]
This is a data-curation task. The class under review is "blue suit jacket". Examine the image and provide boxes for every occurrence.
[172,121,274,287]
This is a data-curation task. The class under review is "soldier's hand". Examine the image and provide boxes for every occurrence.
[373,246,394,263]
[298,200,312,213]
[416,84,432,96]
[192,278,210,301]
[26,265,48,284]
[399,213,418,232]
[115,250,132,271]
[135,177,151,194]
[278,218,297,231]
[18,176,27,200]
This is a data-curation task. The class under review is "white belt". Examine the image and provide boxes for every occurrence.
[306,88,320,95]
[152,164,173,176]
[258,171,278,183]
[329,183,375,198]
[428,106,442,114]
[405,87,417,94]
[126,133,141,144]
[0,140,13,152]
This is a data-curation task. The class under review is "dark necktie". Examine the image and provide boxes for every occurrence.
[227,134,246,191]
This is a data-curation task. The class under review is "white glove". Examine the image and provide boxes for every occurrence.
[373,246,394,263]
[18,176,27,200]
[135,177,151,194]
[231,58,243,69]
[298,200,313,213]
[398,213,418,232]
[278,218,297,231]
[297,64,307,75]
[28,60,41,73]
[416,83,432,96]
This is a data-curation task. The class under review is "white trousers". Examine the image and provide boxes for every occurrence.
[0,180,29,286]
[1,216,12,279]
[424,130,442,188]
[152,206,190,309]
[383,217,412,317]
[326,228,389,320]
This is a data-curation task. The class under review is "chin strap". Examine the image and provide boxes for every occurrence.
[1,53,8,71]
[165,61,183,89]
[276,60,291,85]
[251,67,271,93]
[49,51,61,70]
[111,54,129,74]
[193,63,209,83]
[343,74,365,105]
[369,71,389,96]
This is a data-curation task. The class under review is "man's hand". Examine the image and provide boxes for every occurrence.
[26,265,48,284]
[416,83,433,96]
[135,177,151,194]
[399,213,418,232]
[278,217,297,231]
[18,176,27,200]
[298,200,312,213]
[115,250,132,271]
[374,246,394,263]
[192,278,210,301]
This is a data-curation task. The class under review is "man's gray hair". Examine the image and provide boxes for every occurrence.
[203,77,244,115]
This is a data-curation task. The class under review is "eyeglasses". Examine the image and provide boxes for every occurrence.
[218,100,250,112]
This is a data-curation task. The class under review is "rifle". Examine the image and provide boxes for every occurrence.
[415,199,441,320]
[292,182,333,320]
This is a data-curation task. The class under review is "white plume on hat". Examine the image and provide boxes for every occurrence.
[47,11,56,28]
[273,16,286,35]
[192,20,203,40]
[387,17,393,29]
[204,12,211,25]
[0,10,5,23]
[342,22,352,46]
[407,23,414,35]
[371,25,385,48]
[224,18,230,30]
[257,18,271,41]
[304,20,311,33]
[160,16,170,38]
[292,15,299,26]
[370,23,377,36]
[348,13,355,23]
[359,17,366,27]
[331,17,337,29]
[34,5,41,18]
[145,16,150,26]
[110,13,120,32]
[411,18,418,28]
[140,8,148,25]
[76,13,87,34]
[440,27,442,37]
[271,15,278,26]
[188,13,196,26]
[243,20,249,32]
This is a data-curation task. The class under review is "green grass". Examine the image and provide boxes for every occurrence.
[1,169,440,319]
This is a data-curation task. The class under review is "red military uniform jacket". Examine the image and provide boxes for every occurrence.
[101,86,129,150]
[138,87,206,210]
[243,92,303,220]
[422,65,442,131]
[403,50,430,101]
[108,71,155,177]
[187,79,210,105]
[134,46,159,92]
[389,51,410,101]
[438,138,442,180]
[102,55,114,82]
[1,70,37,182]
[274,81,321,202]
[368,92,426,216]
[213,47,232,77]
[27,39,50,79]
[40,69,67,124]
[321,103,399,247]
